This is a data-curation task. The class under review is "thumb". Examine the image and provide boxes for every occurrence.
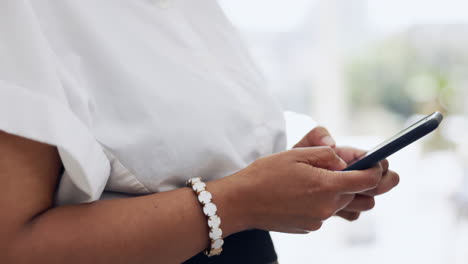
[294,126,336,148]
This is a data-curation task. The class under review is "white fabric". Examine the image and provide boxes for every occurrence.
[0,0,286,205]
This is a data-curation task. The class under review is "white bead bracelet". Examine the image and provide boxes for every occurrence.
[186,177,224,257]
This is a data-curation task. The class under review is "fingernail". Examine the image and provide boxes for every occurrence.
[321,136,336,147]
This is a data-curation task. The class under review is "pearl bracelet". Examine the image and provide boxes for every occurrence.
[186,177,224,257]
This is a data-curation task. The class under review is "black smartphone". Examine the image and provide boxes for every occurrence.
[343,112,444,171]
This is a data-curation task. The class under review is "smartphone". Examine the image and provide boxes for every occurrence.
[343,112,444,171]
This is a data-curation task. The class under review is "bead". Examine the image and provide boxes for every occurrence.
[186,177,201,186]
[212,239,224,249]
[198,191,212,205]
[208,215,221,228]
[192,181,206,193]
[209,227,222,240]
[203,202,217,217]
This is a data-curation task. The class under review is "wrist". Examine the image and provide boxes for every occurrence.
[206,172,254,236]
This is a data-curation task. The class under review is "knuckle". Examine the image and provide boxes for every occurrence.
[279,150,296,161]
[319,174,336,192]
[307,222,323,231]
[305,183,320,197]
[365,197,376,210]
[324,146,334,154]
[289,147,302,155]
[314,126,327,135]
[318,146,334,156]
[348,213,360,221]
[318,207,335,220]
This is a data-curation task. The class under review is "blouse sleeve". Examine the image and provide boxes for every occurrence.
[0,1,110,205]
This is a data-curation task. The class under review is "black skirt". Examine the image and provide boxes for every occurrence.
[182,229,278,264]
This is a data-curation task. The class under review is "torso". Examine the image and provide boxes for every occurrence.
[29,0,286,194]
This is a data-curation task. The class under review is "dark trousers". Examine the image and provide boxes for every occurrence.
[183,229,278,264]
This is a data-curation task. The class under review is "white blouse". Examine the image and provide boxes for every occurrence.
[0,0,286,205]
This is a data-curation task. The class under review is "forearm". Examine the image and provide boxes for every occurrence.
[7,176,249,264]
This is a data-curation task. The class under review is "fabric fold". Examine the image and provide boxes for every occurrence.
[0,81,110,205]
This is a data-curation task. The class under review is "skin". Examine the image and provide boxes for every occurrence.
[0,127,399,264]
[294,126,400,221]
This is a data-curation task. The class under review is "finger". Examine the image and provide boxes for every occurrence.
[335,211,360,221]
[335,194,356,211]
[294,126,336,148]
[381,159,389,175]
[329,163,384,193]
[362,170,400,196]
[293,147,347,171]
[335,147,367,164]
[340,194,375,212]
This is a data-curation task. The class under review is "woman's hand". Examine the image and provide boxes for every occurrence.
[333,147,400,221]
[293,126,400,221]
[229,147,384,234]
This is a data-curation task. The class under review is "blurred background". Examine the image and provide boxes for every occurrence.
[219,0,468,263]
